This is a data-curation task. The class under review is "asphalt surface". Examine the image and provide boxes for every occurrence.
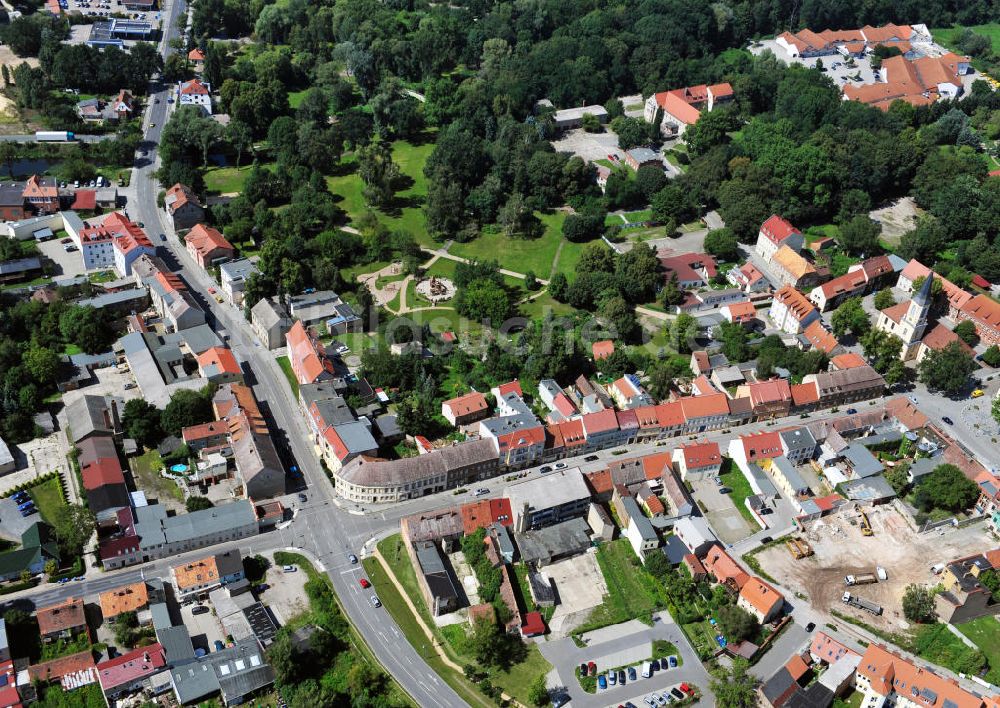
[0,134,113,143]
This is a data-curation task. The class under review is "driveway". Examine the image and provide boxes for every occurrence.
[690,477,755,544]
[540,612,714,707]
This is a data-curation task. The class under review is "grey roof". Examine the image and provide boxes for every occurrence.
[855,430,902,447]
[241,602,278,646]
[374,414,402,440]
[212,638,275,704]
[627,147,661,164]
[553,105,608,122]
[779,426,817,454]
[66,395,113,442]
[505,468,591,515]
[771,456,809,493]
[331,420,378,455]
[621,496,657,541]
[219,258,257,283]
[0,618,8,653]
[0,438,12,470]
[299,381,348,407]
[77,287,148,310]
[674,516,716,548]
[841,474,895,501]
[841,443,884,478]
[661,534,689,563]
[0,257,42,275]
[156,624,196,664]
[134,501,256,551]
[514,517,592,564]
[171,656,221,704]
[761,667,796,704]
[250,297,290,330]
[0,183,22,207]
[215,550,243,579]
[169,324,222,354]
[232,429,284,499]
[288,290,349,324]
[338,437,497,489]
[746,463,779,496]
[909,457,937,479]
[150,601,173,631]
[490,522,515,558]
[414,542,460,604]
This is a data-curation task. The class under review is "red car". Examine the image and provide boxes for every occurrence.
[680,683,693,695]
[587,661,596,676]
[359,578,370,588]
[208,287,216,294]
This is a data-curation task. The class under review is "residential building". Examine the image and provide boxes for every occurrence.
[844,52,970,109]
[769,286,819,334]
[285,321,336,385]
[953,294,1000,348]
[334,438,498,504]
[36,598,88,643]
[755,215,803,263]
[505,468,592,532]
[0,522,60,582]
[66,394,120,444]
[460,498,514,535]
[737,576,784,623]
[250,297,292,349]
[99,582,150,622]
[779,427,818,464]
[624,147,662,170]
[800,320,842,356]
[319,421,378,472]
[934,550,1000,624]
[722,300,758,326]
[728,262,768,292]
[146,270,205,332]
[771,245,818,289]
[219,259,258,306]
[196,346,243,384]
[441,391,490,426]
[96,643,167,702]
[776,23,926,58]
[79,212,154,276]
[672,441,722,480]
[768,456,811,499]
[163,183,204,230]
[703,544,749,588]
[809,255,894,311]
[608,374,654,409]
[854,643,995,708]
[680,393,730,433]
[737,379,793,420]
[409,541,461,616]
[177,79,212,114]
[658,251,717,288]
[620,494,660,560]
[673,516,716,557]
[729,431,784,471]
[23,175,59,214]
[172,551,244,600]
[287,291,360,333]
[644,82,734,135]
[185,224,234,269]
[915,323,974,364]
[873,272,933,360]
[801,366,885,406]
[80,450,130,525]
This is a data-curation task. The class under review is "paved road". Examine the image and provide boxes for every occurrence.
[0,134,113,143]
[539,612,713,708]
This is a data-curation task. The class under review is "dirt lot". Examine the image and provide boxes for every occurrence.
[870,197,922,247]
[545,550,607,638]
[0,48,37,134]
[755,503,992,632]
[259,552,309,625]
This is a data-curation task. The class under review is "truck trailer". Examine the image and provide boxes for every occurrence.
[844,573,878,586]
[842,591,882,616]
[35,131,75,142]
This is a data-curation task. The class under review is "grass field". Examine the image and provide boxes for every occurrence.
[911,622,987,677]
[450,211,569,277]
[573,539,669,636]
[932,24,1000,54]
[719,460,759,527]
[275,355,299,397]
[957,616,1000,683]
[326,138,437,247]
[204,164,257,194]
[28,476,65,525]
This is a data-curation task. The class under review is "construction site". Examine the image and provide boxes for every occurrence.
[752,502,992,631]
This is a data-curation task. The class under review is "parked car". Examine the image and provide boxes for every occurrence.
[370,595,381,608]
[597,675,607,690]
[617,669,626,684]
[282,565,296,572]
[473,488,490,497]
[359,578,370,588]
[215,640,225,651]
[845,408,857,414]
[942,416,954,425]
[349,554,358,564]
[539,466,552,473]
[714,476,723,486]
[579,663,588,676]
[192,605,209,615]
[668,656,677,668]
[587,661,596,676]
[670,687,685,700]
[628,667,637,681]
[609,671,616,685]
[298,493,307,502]
[650,659,660,671]
[584,455,599,462]
[718,486,732,494]
[805,622,816,632]
[555,462,566,469]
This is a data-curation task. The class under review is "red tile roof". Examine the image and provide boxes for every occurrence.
[185,223,233,257]
[96,644,166,691]
[899,259,972,310]
[592,340,615,360]
[460,498,513,535]
[582,408,619,435]
[790,382,819,406]
[739,577,783,617]
[81,457,125,490]
[703,544,749,587]
[178,79,209,95]
[830,352,866,370]
[658,252,717,283]
[680,392,729,420]
[188,48,205,61]
[725,301,757,322]
[960,294,1000,331]
[196,346,241,375]
[495,380,522,397]
[585,469,613,495]
[29,650,96,684]
[71,190,96,210]
[521,611,546,637]
[36,598,86,636]
[651,83,733,126]
[640,451,673,480]
[802,320,840,354]
[442,391,489,418]
[760,215,801,245]
[655,401,686,427]
[747,379,792,406]
[810,631,858,665]
[880,300,909,324]
[856,643,984,707]
[497,425,545,450]
[286,321,334,385]
[678,441,721,469]
[739,431,784,462]
[774,285,816,320]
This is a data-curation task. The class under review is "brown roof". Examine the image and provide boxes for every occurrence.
[920,323,974,355]
[28,650,96,684]
[36,598,86,636]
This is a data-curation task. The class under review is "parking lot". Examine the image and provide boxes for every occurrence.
[690,477,754,544]
[256,552,309,626]
[749,39,877,87]
[181,602,227,653]
[36,236,87,280]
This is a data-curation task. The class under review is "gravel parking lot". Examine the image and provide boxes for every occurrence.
[551,128,623,163]
[258,553,309,625]
[690,477,754,544]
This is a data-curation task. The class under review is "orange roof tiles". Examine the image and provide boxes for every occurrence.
[785,654,810,681]
[802,320,840,354]
[739,430,784,461]
[678,441,721,469]
[179,79,209,95]
[790,382,820,406]
[747,379,792,406]
[592,340,615,360]
[900,259,972,311]
[830,352,867,370]
[460,498,513,535]
[960,294,1000,331]
[185,223,233,257]
[196,346,241,375]
[772,245,816,280]
[495,380,522,397]
[443,391,488,418]
[774,286,817,320]
[857,643,986,707]
[36,598,86,636]
[582,408,619,434]
[99,582,149,619]
[286,320,334,385]
[880,301,909,325]
[585,469,613,496]
[172,556,219,590]
[680,393,729,420]
[739,577,783,616]
[655,401,686,427]
[810,631,859,665]
[23,174,57,199]
[188,48,205,61]
[640,451,673,480]
[725,301,757,322]
[703,544,749,588]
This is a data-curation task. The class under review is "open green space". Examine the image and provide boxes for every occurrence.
[573,539,669,636]
[326,139,437,247]
[833,689,865,708]
[28,476,66,525]
[129,449,183,503]
[957,616,1000,684]
[681,617,720,659]
[287,89,309,108]
[275,355,299,397]
[932,24,1000,55]
[40,633,91,662]
[61,343,83,356]
[719,459,759,528]
[203,164,258,194]
[371,535,552,707]
[911,622,988,677]
[450,211,568,277]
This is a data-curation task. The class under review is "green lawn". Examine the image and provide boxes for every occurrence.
[450,211,569,277]
[275,355,299,397]
[62,343,83,356]
[326,138,437,247]
[682,618,720,659]
[719,459,760,528]
[287,89,309,108]
[833,689,865,708]
[129,449,184,503]
[573,539,669,636]
[622,209,653,223]
[28,476,66,525]
[911,622,987,677]
[932,23,1000,55]
[957,616,1000,683]
[203,164,258,194]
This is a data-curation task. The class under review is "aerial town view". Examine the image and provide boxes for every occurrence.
[3,1,1000,708]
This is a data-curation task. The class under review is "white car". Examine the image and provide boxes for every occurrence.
[282,565,296,573]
